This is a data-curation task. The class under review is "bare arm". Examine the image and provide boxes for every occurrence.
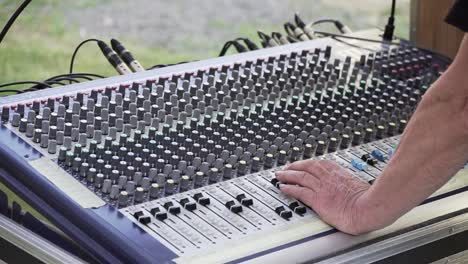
[276,34,468,234]
[361,33,468,230]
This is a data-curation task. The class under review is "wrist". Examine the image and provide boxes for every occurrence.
[354,182,399,233]
[343,184,393,235]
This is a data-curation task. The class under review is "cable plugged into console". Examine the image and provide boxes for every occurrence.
[218,5,403,57]
[383,0,397,41]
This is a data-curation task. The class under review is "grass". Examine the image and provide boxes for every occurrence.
[0,31,198,96]
[0,0,198,90]
[0,32,198,83]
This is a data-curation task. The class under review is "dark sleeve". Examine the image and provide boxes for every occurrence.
[446,0,468,32]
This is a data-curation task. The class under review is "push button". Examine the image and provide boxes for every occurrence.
[270,178,281,188]
[163,201,181,215]
[351,158,368,171]
[289,201,306,215]
[193,193,211,206]
[180,198,197,211]
[225,200,243,214]
[275,206,292,220]
[371,149,386,162]
[236,194,253,207]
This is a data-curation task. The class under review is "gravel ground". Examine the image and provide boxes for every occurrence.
[65,0,409,57]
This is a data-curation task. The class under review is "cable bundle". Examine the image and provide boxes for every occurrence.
[0,1,108,95]
[218,13,354,56]
[0,73,105,94]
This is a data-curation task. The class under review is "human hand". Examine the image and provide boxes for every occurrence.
[275,159,379,235]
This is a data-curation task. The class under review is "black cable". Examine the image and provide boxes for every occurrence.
[219,37,258,54]
[383,0,397,41]
[22,80,66,92]
[287,36,298,43]
[2,73,100,93]
[49,77,81,83]
[231,41,247,53]
[1,73,104,96]
[65,73,104,79]
[22,87,39,92]
[283,22,296,39]
[147,61,193,70]
[258,31,278,47]
[219,41,234,56]
[47,75,89,82]
[148,64,168,70]
[45,73,104,81]
[312,19,338,26]
[27,73,104,91]
[238,38,259,50]
[18,80,67,92]
[0,89,23,94]
[309,19,352,34]
[0,2,105,95]
[0,81,52,89]
[294,13,306,29]
[331,36,378,52]
[68,38,101,81]
[68,74,93,81]
[272,32,282,43]
[42,80,66,86]
[0,0,32,45]
[257,31,270,42]
[315,31,400,45]
[219,38,247,56]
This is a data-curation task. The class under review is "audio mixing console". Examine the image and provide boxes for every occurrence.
[0,29,467,263]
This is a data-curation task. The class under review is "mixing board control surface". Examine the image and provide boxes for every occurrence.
[0,29,465,264]
[2,35,437,207]
[121,136,400,256]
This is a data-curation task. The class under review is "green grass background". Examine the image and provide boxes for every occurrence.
[0,1,198,87]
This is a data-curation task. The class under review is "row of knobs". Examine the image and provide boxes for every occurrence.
[0,45,440,208]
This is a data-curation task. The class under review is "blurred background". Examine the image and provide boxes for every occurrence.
[0,0,409,85]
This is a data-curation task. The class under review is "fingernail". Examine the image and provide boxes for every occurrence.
[279,183,286,189]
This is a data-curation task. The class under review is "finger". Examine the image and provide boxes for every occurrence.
[279,184,316,204]
[318,160,342,172]
[283,159,322,173]
[314,161,345,179]
[275,170,320,191]
[301,161,334,180]
[321,161,355,179]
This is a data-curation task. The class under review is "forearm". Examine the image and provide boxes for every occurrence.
[361,34,468,229]
[364,106,468,228]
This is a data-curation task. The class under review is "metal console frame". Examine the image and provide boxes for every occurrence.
[319,212,468,264]
[0,213,85,264]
